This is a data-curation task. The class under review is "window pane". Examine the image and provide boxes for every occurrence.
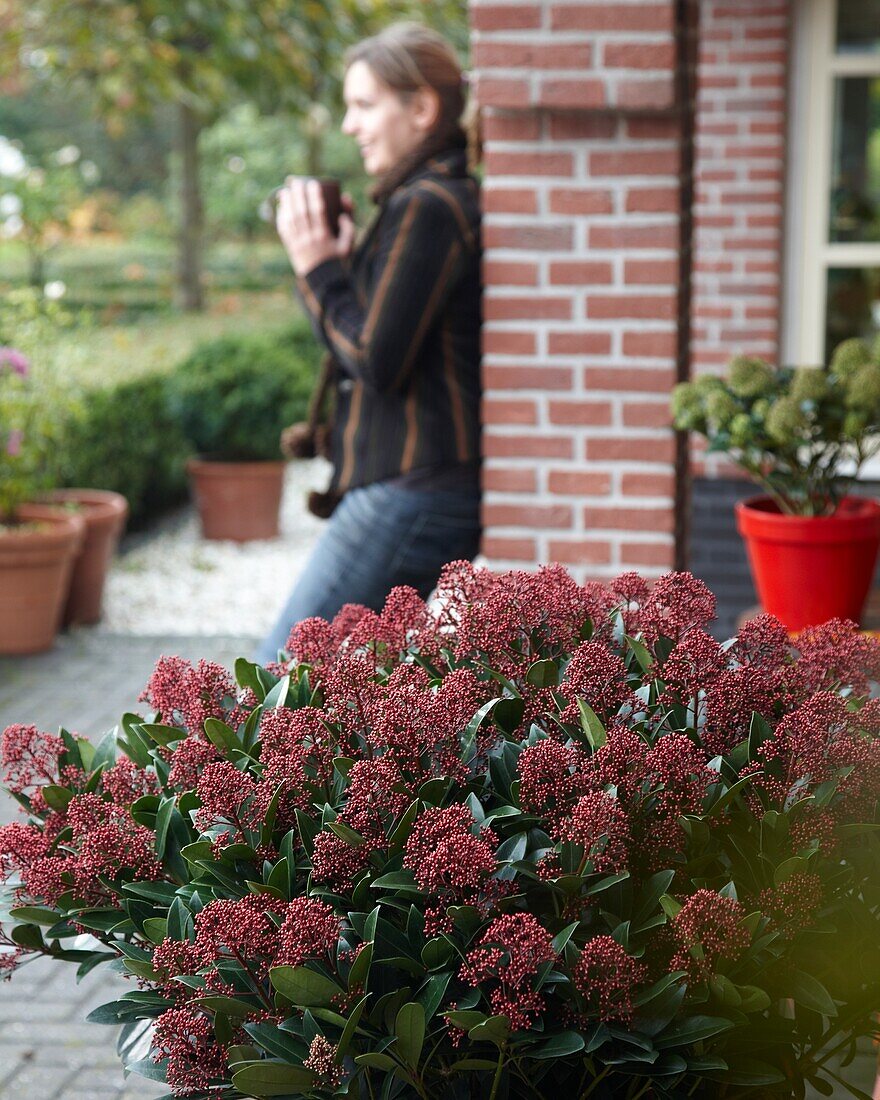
[830,77,880,242]
[836,0,880,54]
[825,267,880,360]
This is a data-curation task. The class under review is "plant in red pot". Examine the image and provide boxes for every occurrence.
[164,326,315,542]
[672,338,880,631]
[0,347,83,654]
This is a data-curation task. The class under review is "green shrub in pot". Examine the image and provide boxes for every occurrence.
[671,337,880,517]
[164,321,319,462]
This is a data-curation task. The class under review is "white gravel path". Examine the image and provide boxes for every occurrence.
[96,458,331,637]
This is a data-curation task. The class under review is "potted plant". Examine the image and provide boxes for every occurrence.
[0,347,83,654]
[165,326,317,542]
[38,488,129,626]
[672,338,880,630]
[2,565,879,1098]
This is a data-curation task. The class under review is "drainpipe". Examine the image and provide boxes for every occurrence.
[673,0,700,572]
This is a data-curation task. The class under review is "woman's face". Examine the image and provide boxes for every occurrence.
[341,60,437,177]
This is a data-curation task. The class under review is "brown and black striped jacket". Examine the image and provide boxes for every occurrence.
[295,146,482,494]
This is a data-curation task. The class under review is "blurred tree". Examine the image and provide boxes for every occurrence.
[0,137,86,286]
[0,80,172,197]
[1,0,469,311]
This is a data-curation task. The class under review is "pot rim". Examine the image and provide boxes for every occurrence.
[187,456,287,477]
[0,505,85,555]
[735,494,880,543]
[39,488,129,522]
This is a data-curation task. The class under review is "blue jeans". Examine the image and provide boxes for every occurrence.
[256,480,481,664]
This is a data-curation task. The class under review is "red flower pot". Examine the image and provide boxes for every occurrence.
[187,457,285,542]
[735,495,880,631]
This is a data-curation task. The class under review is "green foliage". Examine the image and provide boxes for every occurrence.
[48,374,190,528]
[164,320,320,461]
[196,103,369,240]
[0,135,91,285]
[2,569,879,1099]
[0,350,65,518]
[671,337,880,515]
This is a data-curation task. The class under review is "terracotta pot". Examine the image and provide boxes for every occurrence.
[0,504,85,655]
[187,457,285,542]
[40,489,129,626]
[735,495,880,632]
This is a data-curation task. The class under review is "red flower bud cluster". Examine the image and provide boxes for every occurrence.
[194,894,289,974]
[639,572,717,643]
[404,805,498,904]
[304,1035,344,1087]
[152,1006,230,1094]
[0,724,64,795]
[141,656,240,735]
[274,896,340,968]
[794,618,880,696]
[670,890,750,980]
[557,790,630,873]
[559,640,636,725]
[194,760,266,839]
[573,935,647,1022]
[167,736,221,790]
[757,872,824,937]
[310,830,372,893]
[518,740,586,824]
[460,913,556,1031]
[101,757,159,805]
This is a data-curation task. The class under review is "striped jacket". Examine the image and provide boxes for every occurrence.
[296,146,482,494]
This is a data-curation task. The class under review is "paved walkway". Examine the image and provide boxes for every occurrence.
[0,632,254,1099]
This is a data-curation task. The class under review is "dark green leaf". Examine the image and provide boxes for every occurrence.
[232,1061,315,1096]
[527,1031,585,1059]
[269,965,345,1007]
[395,1002,425,1068]
[578,700,607,750]
[526,659,559,687]
[787,969,838,1017]
[656,1015,734,1049]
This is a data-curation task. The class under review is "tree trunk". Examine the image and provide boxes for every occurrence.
[305,127,323,178]
[27,247,44,289]
[176,100,204,312]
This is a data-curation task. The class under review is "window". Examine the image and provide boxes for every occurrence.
[786,0,880,365]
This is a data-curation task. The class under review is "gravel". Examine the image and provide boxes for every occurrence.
[95,458,331,638]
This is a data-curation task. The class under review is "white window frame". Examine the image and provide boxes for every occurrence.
[784,0,880,367]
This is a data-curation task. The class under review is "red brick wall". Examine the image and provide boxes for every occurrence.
[473,0,681,578]
[473,0,792,572]
[690,0,790,478]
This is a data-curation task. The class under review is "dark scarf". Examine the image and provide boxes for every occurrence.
[368,126,467,206]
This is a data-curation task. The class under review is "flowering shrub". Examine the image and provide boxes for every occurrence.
[1,564,879,1100]
[671,337,880,515]
[0,345,62,520]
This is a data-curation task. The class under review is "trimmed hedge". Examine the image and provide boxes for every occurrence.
[49,374,191,529]
[164,323,320,462]
[50,321,320,528]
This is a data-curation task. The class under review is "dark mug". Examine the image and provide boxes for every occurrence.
[262,177,342,236]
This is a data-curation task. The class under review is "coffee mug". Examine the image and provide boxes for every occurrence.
[262,177,342,236]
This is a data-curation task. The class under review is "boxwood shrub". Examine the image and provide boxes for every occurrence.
[164,322,320,462]
[48,374,191,529]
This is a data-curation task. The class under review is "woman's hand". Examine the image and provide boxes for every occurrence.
[276,178,357,277]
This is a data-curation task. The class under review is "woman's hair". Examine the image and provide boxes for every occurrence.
[344,21,480,201]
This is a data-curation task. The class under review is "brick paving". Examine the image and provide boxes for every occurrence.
[0,632,255,1099]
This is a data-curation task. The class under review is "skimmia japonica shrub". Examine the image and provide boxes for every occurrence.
[1,564,879,1100]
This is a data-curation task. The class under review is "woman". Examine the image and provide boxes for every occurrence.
[256,21,482,664]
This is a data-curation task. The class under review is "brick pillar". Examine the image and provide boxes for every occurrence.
[691,0,790,480]
[473,0,682,580]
